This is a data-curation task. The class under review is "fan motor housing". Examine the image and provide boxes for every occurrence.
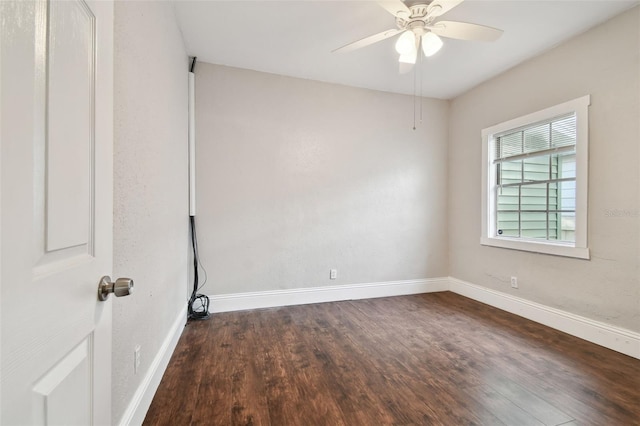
[395,3,438,31]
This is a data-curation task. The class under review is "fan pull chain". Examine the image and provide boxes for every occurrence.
[413,56,417,130]
[419,48,423,124]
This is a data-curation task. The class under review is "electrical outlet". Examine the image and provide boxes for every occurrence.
[134,345,141,374]
[510,276,518,289]
[330,269,337,280]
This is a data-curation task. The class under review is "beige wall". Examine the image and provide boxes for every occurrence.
[195,63,449,294]
[113,2,189,423]
[449,7,639,332]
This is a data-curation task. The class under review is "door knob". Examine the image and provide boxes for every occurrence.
[98,276,134,301]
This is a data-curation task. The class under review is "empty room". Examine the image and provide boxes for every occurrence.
[1,1,638,425]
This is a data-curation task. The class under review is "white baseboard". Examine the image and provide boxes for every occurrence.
[118,305,187,426]
[209,278,449,313]
[449,277,640,360]
[209,276,639,359]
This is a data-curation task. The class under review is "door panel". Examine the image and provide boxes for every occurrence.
[32,337,93,425]
[46,0,94,252]
[1,1,114,425]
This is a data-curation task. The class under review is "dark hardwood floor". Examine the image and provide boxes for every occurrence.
[143,292,640,425]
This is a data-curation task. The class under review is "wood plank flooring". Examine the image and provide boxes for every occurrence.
[143,292,640,425]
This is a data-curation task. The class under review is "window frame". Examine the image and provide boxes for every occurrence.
[481,95,590,259]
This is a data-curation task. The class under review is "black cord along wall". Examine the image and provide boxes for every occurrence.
[188,215,209,320]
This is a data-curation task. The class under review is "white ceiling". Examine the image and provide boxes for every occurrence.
[172,0,638,99]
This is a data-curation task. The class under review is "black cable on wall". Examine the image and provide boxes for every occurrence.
[188,215,210,320]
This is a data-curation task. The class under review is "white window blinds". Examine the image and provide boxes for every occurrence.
[493,114,576,164]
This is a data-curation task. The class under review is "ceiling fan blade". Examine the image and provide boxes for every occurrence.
[427,0,464,18]
[378,0,411,18]
[332,28,403,53]
[428,21,503,42]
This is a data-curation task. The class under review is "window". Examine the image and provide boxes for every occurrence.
[481,96,590,259]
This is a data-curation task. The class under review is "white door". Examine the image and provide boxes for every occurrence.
[1,1,115,424]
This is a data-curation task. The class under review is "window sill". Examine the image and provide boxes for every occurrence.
[480,236,590,260]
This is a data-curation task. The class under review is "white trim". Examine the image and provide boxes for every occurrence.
[481,95,591,259]
[208,277,639,359]
[449,277,640,360]
[480,236,590,259]
[208,278,450,313]
[118,305,187,426]
[188,71,196,216]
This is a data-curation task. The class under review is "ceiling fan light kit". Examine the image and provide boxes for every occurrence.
[395,30,417,55]
[333,0,503,71]
[421,32,443,57]
[399,51,417,65]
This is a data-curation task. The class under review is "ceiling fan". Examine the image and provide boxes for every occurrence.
[333,0,503,72]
